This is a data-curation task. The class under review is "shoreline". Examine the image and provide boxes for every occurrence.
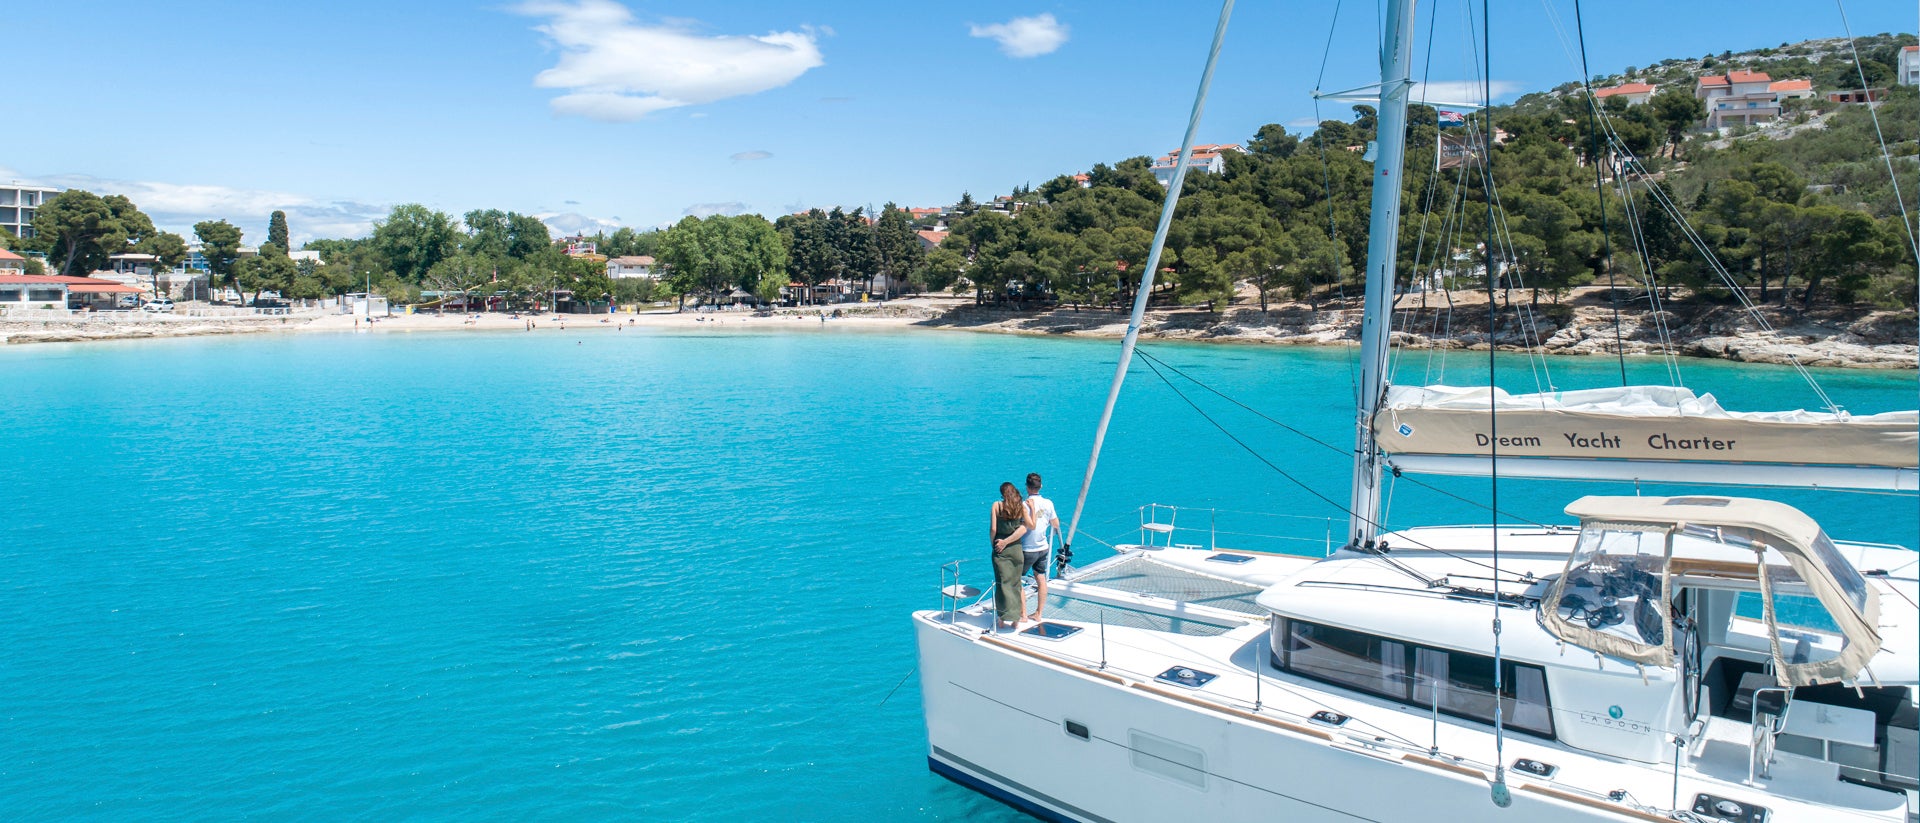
[4,296,1914,370]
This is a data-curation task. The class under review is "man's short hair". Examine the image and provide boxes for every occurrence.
[1026,472,1042,491]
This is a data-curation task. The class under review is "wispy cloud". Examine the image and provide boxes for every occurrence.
[683,202,748,218]
[1412,80,1523,106]
[730,150,773,163]
[515,0,824,122]
[536,211,625,236]
[0,166,382,244]
[968,14,1068,58]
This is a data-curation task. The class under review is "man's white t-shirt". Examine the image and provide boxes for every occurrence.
[1022,494,1057,553]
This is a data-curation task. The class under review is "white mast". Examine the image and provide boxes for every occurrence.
[1346,0,1418,550]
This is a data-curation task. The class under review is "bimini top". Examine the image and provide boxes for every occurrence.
[1542,495,1881,687]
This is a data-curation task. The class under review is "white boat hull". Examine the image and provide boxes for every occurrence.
[915,614,1668,823]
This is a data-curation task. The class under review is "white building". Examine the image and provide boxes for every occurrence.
[288,249,324,266]
[0,182,60,240]
[606,255,656,279]
[1900,45,1919,87]
[1150,144,1246,186]
[1593,82,1656,106]
[1697,70,1793,129]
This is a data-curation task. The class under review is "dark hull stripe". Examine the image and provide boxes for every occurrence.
[927,747,1116,823]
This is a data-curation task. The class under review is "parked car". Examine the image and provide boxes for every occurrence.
[142,298,176,313]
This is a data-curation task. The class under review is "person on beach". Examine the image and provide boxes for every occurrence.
[1020,473,1061,622]
[990,481,1035,629]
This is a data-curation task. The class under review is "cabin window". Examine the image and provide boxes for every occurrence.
[1277,618,1555,739]
[0,288,21,301]
[27,288,62,302]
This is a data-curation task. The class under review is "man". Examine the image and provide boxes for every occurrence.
[1020,472,1061,622]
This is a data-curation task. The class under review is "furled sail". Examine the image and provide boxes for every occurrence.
[1373,385,1919,491]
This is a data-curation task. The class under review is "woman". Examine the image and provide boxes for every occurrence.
[989,481,1035,629]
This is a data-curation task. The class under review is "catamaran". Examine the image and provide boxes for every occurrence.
[913,1,1918,820]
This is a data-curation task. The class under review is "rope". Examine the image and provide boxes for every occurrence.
[1063,0,1237,554]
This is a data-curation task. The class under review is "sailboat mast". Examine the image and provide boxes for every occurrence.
[1346,0,1418,550]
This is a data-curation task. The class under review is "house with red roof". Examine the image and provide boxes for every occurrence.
[0,274,145,311]
[1594,82,1657,106]
[915,230,950,252]
[1768,79,1814,101]
[0,248,25,274]
[1694,69,1811,129]
[1900,45,1918,87]
[1150,143,1245,186]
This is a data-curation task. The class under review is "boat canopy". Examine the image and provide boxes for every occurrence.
[1373,385,1918,489]
[1541,495,1882,688]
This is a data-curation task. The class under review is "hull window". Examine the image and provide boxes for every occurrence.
[1276,618,1555,739]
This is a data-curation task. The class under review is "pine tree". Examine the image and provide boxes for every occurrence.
[267,211,290,255]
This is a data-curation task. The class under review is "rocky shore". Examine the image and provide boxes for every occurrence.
[914,295,1919,370]
[5,295,1912,370]
[0,315,301,345]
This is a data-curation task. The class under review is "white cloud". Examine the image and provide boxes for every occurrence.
[515,0,824,122]
[1411,80,1523,107]
[730,150,773,163]
[682,202,748,218]
[536,211,625,236]
[0,167,383,244]
[968,13,1068,58]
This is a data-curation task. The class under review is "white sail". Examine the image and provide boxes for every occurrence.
[1373,385,1918,487]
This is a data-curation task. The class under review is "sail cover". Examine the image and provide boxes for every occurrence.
[1375,385,1917,470]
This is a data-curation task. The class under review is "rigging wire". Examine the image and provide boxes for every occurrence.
[1062,0,1236,555]
[1831,0,1920,564]
[1570,0,1628,385]
[1134,345,1566,526]
[1478,0,1510,805]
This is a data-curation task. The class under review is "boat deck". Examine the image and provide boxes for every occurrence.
[929,534,1918,821]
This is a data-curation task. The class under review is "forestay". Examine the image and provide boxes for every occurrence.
[1373,385,1918,489]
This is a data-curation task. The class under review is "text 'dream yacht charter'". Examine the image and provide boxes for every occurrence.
[913,2,1919,821]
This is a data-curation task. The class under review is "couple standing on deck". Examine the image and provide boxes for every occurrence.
[989,473,1062,630]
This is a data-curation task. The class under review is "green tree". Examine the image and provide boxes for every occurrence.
[1651,88,1702,157]
[138,231,189,272]
[267,210,290,251]
[232,252,296,305]
[194,220,245,299]
[372,204,460,281]
[872,203,925,297]
[33,190,159,275]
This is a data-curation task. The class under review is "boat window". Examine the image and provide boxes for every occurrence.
[1806,531,1869,617]
[1764,567,1851,667]
[1277,619,1554,738]
[1551,523,1671,654]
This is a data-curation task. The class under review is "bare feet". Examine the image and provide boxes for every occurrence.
[1026,612,1043,622]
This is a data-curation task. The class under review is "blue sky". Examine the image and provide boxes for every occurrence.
[6,0,1910,245]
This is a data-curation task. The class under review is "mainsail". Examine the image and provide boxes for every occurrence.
[1375,384,1919,491]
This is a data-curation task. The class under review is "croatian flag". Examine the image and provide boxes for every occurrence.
[1438,110,1466,128]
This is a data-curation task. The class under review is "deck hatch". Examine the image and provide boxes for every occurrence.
[1155,666,1217,689]
[1022,622,1083,641]
[1309,711,1349,727]
[1689,793,1767,823]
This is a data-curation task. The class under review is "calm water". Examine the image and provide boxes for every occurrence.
[2,328,1913,821]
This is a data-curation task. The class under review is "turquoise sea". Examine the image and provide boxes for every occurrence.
[3,328,1914,821]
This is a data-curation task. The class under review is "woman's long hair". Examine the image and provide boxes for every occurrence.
[996,482,1025,521]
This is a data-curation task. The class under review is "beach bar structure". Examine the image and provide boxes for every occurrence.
[0,274,146,310]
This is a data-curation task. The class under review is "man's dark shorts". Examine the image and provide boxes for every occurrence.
[1021,550,1049,577]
